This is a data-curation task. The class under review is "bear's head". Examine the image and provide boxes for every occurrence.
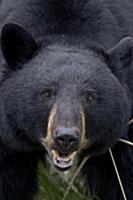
[0,23,132,170]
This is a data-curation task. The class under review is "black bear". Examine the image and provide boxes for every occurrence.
[0,0,133,199]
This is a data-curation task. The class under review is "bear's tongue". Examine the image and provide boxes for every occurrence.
[51,150,76,170]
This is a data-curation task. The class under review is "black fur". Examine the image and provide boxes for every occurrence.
[0,0,133,199]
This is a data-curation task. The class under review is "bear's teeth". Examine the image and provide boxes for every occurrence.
[51,150,77,169]
[57,157,70,163]
[52,157,73,169]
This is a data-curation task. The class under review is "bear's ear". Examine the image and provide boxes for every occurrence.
[1,23,38,70]
[107,37,133,82]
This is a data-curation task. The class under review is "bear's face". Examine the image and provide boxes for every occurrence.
[0,24,132,170]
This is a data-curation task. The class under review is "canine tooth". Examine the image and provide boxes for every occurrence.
[53,156,74,168]
[51,150,77,169]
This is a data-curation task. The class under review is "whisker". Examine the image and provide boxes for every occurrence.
[109,148,127,200]
[118,138,133,146]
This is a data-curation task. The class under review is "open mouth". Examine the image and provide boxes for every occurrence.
[41,138,78,171]
[51,150,77,170]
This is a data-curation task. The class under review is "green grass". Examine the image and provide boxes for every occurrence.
[35,163,99,200]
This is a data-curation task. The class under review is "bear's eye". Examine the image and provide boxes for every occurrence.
[87,95,94,102]
[40,89,52,98]
[86,91,97,103]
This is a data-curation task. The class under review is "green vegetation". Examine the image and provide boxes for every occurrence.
[36,163,99,200]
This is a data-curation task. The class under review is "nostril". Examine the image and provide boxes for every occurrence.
[55,135,79,150]
[53,127,80,152]
[55,136,65,146]
[69,138,77,145]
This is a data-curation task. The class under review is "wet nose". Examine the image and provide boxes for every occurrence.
[53,127,80,152]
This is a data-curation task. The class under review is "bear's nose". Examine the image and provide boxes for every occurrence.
[53,127,80,153]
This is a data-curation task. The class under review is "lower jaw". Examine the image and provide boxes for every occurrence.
[54,165,72,172]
